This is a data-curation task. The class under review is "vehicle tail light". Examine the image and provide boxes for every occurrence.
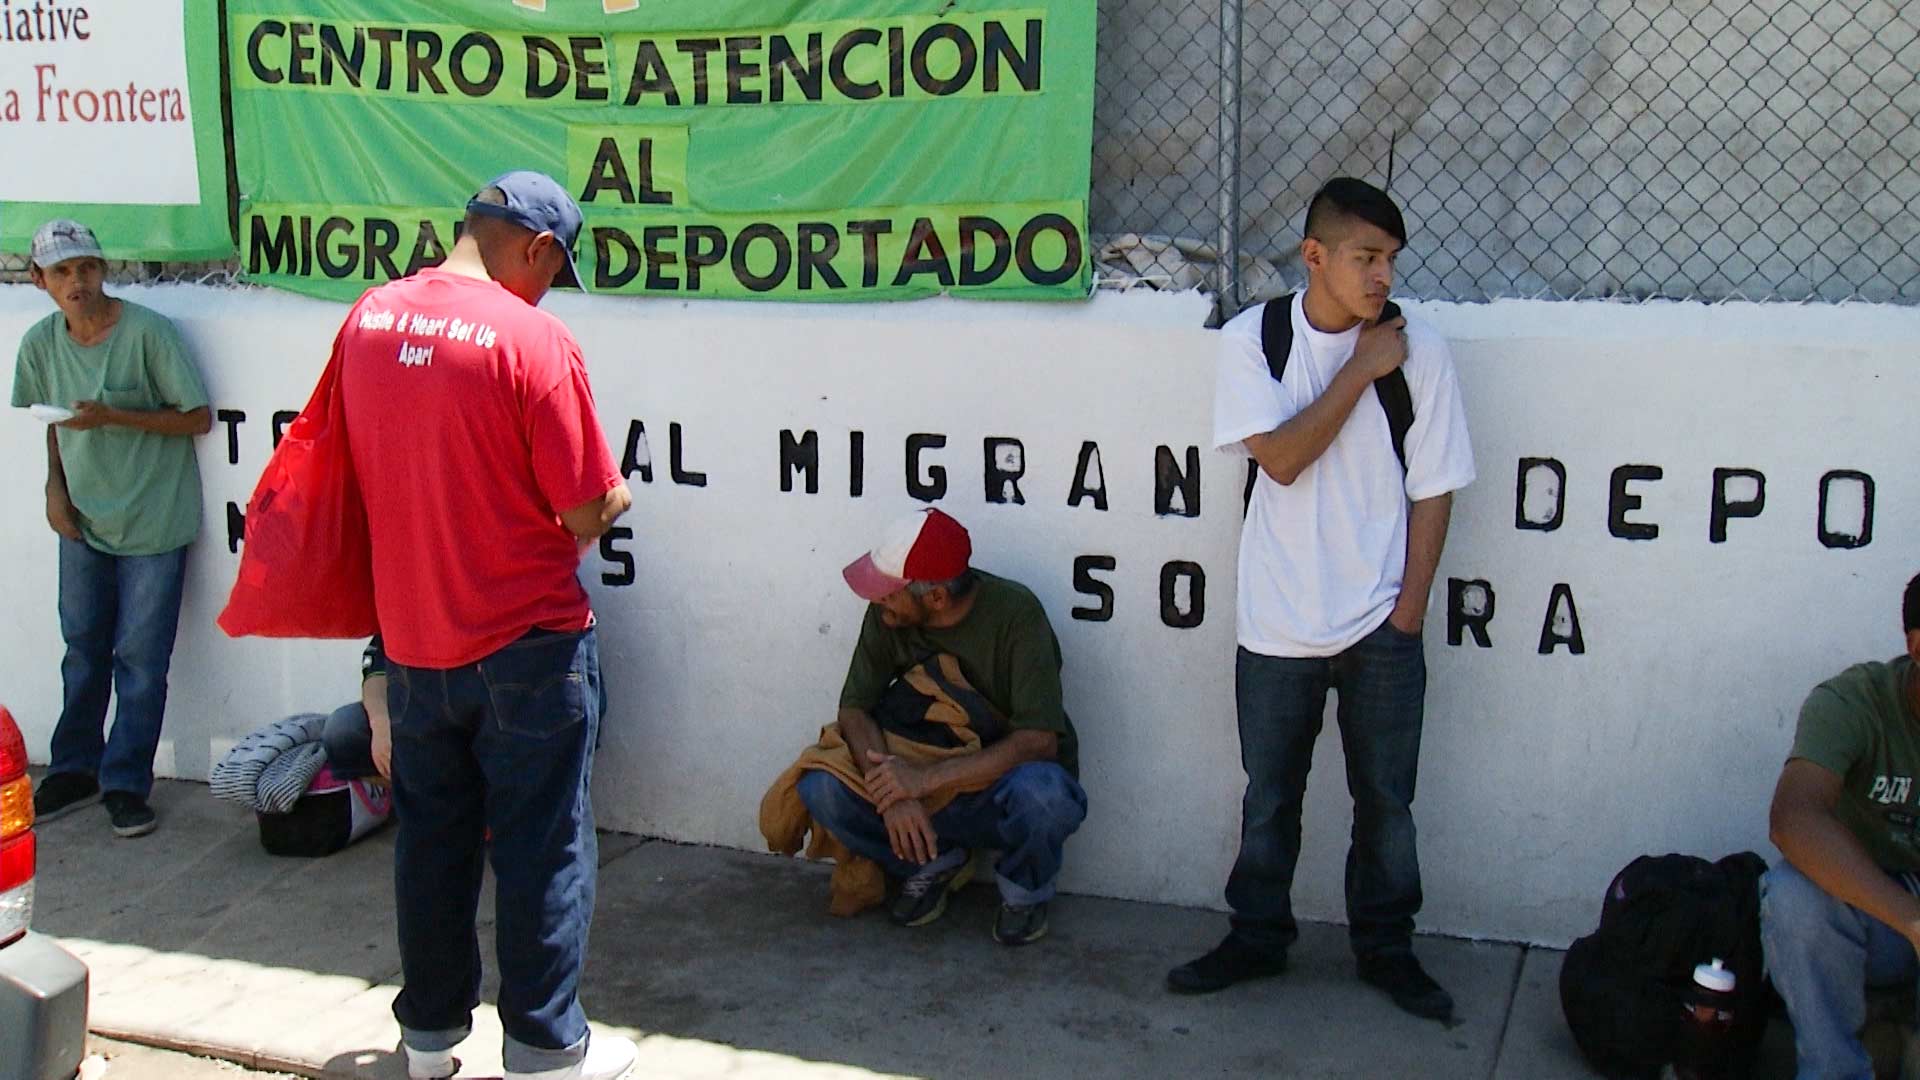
[0,707,33,946]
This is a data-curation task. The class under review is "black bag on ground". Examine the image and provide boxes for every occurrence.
[256,768,392,857]
[1558,851,1770,1079]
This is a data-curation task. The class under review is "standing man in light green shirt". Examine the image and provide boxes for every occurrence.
[1764,571,1920,1078]
[11,219,211,838]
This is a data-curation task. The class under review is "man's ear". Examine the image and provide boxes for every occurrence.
[1906,627,1920,664]
[527,231,559,271]
[27,265,47,292]
[1300,236,1326,274]
[921,586,952,611]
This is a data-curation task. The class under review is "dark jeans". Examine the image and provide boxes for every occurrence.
[1225,622,1427,958]
[52,538,189,799]
[797,760,1088,906]
[320,701,376,780]
[386,627,601,1076]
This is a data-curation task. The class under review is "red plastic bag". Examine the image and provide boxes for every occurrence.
[217,351,377,638]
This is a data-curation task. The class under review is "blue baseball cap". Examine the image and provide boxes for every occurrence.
[466,170,587,292]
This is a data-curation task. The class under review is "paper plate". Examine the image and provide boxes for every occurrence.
[29,404,75,423]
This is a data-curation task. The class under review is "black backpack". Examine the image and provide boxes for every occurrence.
[1559,852,1771,1079]
[1259,294,1415,469]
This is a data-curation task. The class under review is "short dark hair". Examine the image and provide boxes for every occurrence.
[1905,573,1920,633]
[908,569,977,601]
[1304,177,1407,248]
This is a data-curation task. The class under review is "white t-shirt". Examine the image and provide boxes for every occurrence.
[1212,294,1476,658]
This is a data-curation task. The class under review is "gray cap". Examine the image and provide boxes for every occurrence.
[29,219,105,269]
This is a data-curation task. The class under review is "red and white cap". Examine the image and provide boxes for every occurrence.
[842,508,972,601]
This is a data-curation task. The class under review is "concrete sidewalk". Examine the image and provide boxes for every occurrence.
[26,778,1774,1080]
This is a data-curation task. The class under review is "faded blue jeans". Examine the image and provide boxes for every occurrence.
[51,538,189,800]
[1760,860,1919,1080]
[386,627,601,1076]
[798,760,1088,906]
[1225,621,1428,959]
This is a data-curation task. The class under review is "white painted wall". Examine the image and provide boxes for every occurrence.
[2,284,1914,947]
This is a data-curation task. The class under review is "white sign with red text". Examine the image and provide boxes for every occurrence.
[0,0,200,204]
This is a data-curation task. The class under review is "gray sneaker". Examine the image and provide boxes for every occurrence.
[890,852,974,927]
[993,901,1049,946]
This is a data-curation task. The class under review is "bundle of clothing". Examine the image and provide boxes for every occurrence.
[210,711,331,813]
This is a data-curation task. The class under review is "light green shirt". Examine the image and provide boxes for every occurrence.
[1791,657,1920,872]
[12,301,209,556]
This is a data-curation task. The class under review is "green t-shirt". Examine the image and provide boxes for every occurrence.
[839,571,1079,777]
[1790,656,1920,872]
[12,301,209,556]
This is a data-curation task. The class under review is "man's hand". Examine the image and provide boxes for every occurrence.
[369,709,392,780]
[1386,596,1425,635]
[1345,316,1408,382]
[865,750,933,811]
[61,400,117,431]
[46,489,82,541]
[881,798,939,864]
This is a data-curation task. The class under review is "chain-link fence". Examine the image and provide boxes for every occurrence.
[1094,0,1920,312]
[0,253,240,289]
[8,3,1918,309]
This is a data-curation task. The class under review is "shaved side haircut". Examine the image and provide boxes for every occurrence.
[1305,177,1408,248]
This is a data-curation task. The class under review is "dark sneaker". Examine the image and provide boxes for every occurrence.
[102,791,158,838]
[993,902,1049,946]
[1358,951,1455,1022]
[32,771,99,821]
[889,852,974,927]
[1166,934,1288,994]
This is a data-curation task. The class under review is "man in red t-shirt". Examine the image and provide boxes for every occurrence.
[336,171,634,1080]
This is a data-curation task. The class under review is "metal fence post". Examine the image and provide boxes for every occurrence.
[1218,0,1244,319]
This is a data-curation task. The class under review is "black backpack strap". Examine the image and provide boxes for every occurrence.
[1259,293,1415,472]
[1258,293,1295,383]
[1372,300,1414,472]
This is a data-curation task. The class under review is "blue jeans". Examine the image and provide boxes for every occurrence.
[386,627,601,1076]
[51,538,189,799]
[1760,861,1919,1080]
[1224,623,1427,958]
[320,701,376,780]
[797,760,1088,906]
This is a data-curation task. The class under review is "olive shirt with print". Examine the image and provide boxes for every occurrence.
[11,301,209,556]
[1791,655,1920,872]
[839,571,1080,777]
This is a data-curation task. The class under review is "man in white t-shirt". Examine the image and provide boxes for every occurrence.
[1167,178,1476,1022]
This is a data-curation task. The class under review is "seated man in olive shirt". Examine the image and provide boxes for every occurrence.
[1764,571,1920,1078]
[797,508,1087,946]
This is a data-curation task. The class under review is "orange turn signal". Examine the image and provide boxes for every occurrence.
[0,774,31,839]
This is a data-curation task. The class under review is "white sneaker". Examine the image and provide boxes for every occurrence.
[506,1033,638,1080]
[404,1045,458,1080]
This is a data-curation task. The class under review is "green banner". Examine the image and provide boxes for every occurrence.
[228,0,1095,302]
[0,0,233,262]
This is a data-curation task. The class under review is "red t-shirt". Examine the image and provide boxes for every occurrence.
[337,268,622,669]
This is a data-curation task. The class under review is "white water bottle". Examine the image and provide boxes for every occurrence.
[1674,958,1736,1078]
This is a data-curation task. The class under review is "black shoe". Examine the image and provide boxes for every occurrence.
[1166,934,1288,994]
[1357,951,1454,1022]
[101,791,157,838]
[890,853,973,927]
[32,772,99,821]
[993,901,1049,946]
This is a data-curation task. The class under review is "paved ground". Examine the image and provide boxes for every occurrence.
[22,778,1826,1079]
[86,1036,298,1079]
